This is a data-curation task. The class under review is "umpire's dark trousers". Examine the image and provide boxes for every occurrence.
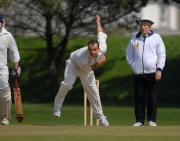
[134,73,157,124]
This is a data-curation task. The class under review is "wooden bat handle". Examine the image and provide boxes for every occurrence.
[13,76,19,88]
[13,76,24,123]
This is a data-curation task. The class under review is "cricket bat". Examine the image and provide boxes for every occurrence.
[13,76,24,122]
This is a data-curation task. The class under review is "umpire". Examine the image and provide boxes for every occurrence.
[126,18,166,127]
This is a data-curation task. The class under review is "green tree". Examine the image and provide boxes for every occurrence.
[0,0,11,8]
[10,0,148,97]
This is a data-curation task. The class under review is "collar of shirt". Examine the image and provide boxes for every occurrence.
[0,27,8,35]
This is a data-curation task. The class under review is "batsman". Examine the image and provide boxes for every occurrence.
[53,15,109,127]
[0,14,21,125]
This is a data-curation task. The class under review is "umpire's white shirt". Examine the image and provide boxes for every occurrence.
[70,32,107,73]
[0,27,20,89]
[126,31,166,74]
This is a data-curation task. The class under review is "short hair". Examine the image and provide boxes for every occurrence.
[87,40,99,48]
[0,14,5,23]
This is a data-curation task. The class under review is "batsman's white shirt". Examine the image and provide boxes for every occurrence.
[0,27,20,89]
[70,32,107,73]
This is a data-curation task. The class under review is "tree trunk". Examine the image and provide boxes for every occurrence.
[45,14,70,98]
[47,35,69,98]
[45,15,54,65]
[44,14,58,97]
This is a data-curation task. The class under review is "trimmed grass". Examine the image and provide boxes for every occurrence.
[9,104,180,126]
[0,125,180,141]
[0,104,180,141]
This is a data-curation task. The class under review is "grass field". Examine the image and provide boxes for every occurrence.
[0,104,180,141]
[0,125,180,141]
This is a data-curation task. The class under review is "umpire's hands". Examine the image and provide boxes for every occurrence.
[155,70,162,81]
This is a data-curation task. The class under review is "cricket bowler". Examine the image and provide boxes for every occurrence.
[53,15,109,127]
[0,14,21,125]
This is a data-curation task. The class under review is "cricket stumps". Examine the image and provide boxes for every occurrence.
[84,80,99,127]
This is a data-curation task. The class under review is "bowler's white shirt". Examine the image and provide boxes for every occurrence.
[70,32,107,73]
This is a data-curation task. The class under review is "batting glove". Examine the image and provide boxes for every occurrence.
[12,67,21,77]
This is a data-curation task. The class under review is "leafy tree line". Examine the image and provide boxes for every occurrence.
[5,0,148,94]
[1,0,180,103]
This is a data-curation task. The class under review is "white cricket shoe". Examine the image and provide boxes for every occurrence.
[149,121,157,127]
[53,111,61,118]
[1,118,9,125]
[133,122,143,127]
[99,115,109,127]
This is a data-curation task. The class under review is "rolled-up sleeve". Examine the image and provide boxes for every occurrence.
[97,32,107,54]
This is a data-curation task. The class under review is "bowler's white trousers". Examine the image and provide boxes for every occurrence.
[54,59,104,118]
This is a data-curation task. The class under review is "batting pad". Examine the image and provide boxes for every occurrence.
[0,87,11,119]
